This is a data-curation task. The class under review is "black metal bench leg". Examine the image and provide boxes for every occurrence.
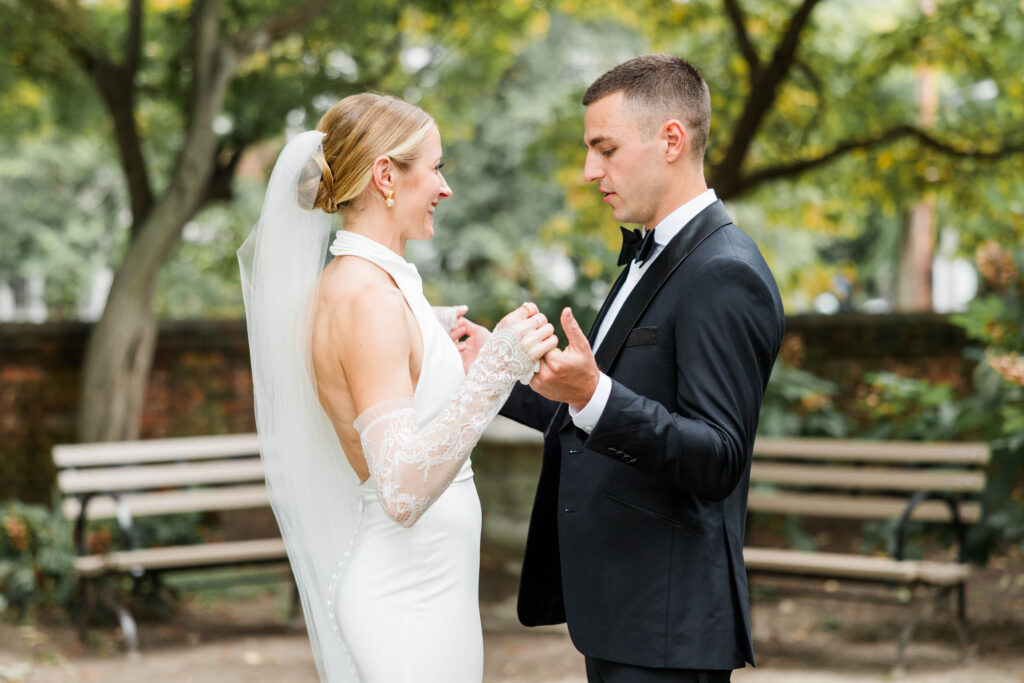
[947,585,970,662]
[895,612,918,676]
[100,589,140,659]
[77,578,97,645]
[894,586,931,675]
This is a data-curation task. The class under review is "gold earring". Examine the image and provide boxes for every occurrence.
[385,190,395,208]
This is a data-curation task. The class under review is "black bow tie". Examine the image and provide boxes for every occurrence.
[617,226,656,267]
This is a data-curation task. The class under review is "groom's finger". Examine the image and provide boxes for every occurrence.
[561,307,590,352]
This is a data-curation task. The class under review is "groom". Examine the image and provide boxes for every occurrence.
[499,54,785,681]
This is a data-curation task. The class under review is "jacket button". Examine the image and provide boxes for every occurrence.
[568,448,581,455]
[622,455,637,464]
[561,507,574,513]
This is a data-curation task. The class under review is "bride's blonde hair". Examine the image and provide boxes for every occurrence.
[311,93,435,214]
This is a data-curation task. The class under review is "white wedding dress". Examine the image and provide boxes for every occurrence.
[240,132,534,683]
[326,230,526,682]
[327,231,540,683]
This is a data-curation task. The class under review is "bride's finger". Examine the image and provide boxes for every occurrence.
[522,323,555,348]
[527,333,559,361]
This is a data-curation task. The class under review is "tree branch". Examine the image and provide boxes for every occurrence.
[722,0,760,81]
[204,141,250,203]
[793,58,824,145]
[712,0,828,197]
[731,125,1024,196]
[124,0,143,78]
[233,0,332,58]
[24,0,154,232]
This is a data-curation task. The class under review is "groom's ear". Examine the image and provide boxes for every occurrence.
[662,119,687,164]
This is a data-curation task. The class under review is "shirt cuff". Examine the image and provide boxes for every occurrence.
[569,373,612,434]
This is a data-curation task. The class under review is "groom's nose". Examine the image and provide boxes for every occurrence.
[583,149,604,183]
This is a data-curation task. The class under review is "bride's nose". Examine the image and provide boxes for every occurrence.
[438,174,452,200]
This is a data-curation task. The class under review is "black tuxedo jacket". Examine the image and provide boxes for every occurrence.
[500,200,784,670]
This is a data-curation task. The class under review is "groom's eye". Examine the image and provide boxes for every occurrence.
[601,148,615,157]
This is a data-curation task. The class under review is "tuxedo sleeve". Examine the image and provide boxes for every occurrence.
[500,382,560,433]
[583,256,782,501]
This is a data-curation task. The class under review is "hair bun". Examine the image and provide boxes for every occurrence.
[312,149,338,214]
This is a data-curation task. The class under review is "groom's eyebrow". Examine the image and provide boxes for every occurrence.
[584,135,612,148]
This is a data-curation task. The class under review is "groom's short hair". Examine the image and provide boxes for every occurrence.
[583,54,710,162]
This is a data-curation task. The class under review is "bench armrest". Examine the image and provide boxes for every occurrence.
[894,491,966,564]
[73,492,137,558]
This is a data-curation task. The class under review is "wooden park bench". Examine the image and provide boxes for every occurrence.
[53,433,288,654]
[743,437,990,669]
[52,423,524,655]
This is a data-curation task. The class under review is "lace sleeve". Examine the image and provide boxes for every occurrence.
[353,328,535,527]
[432,305,467,332]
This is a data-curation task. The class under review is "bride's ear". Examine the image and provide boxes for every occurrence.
[370,155,394,198]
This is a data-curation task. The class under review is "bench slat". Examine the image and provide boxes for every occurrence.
[754,438,990,465]
[748,491,981,523]
[743,547,970,585]
[58,458,265,493]
[53,433,261,468]
[751,462,986,493]
[74,538,287,577]
[54,418,531,469]
[63,485,271,521]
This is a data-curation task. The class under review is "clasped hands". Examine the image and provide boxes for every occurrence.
[447,303,600,411]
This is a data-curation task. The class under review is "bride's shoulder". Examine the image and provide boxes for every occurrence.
[318,261,405,324]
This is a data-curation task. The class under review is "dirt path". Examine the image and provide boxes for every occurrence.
[3,550,1022,682]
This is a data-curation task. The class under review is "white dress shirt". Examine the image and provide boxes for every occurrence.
[570,189,718,433]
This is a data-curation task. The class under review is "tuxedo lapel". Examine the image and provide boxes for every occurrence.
[587,267,630,345]
[592,200,733,373]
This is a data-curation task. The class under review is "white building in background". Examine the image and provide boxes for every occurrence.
[0,274,48,323]
[78,267,114,322]
[0,282,14,321]
[932,228,978,313]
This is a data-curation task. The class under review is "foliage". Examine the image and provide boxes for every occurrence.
[5,1,1023,325]
[853,371,962,441]
[0,137,127,319]
[0,498,76,618]
[758,361,851,438]
[950,242,1024,555]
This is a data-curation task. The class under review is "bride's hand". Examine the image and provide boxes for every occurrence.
[451,314,490,373]
[434,305,468,333]
[496,302,558,361]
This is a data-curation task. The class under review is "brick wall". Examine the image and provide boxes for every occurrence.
[0,314,977,502]
[0,321,256,502]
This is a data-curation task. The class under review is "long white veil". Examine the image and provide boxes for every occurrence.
[238,130,360,682]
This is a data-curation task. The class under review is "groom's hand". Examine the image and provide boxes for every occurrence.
[530,307,600,411]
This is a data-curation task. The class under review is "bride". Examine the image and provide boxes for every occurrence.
[238,93,556,682]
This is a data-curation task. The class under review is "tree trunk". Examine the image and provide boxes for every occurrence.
[75,124,225,439]
[77,276,159,442]
[71,0,343,442]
